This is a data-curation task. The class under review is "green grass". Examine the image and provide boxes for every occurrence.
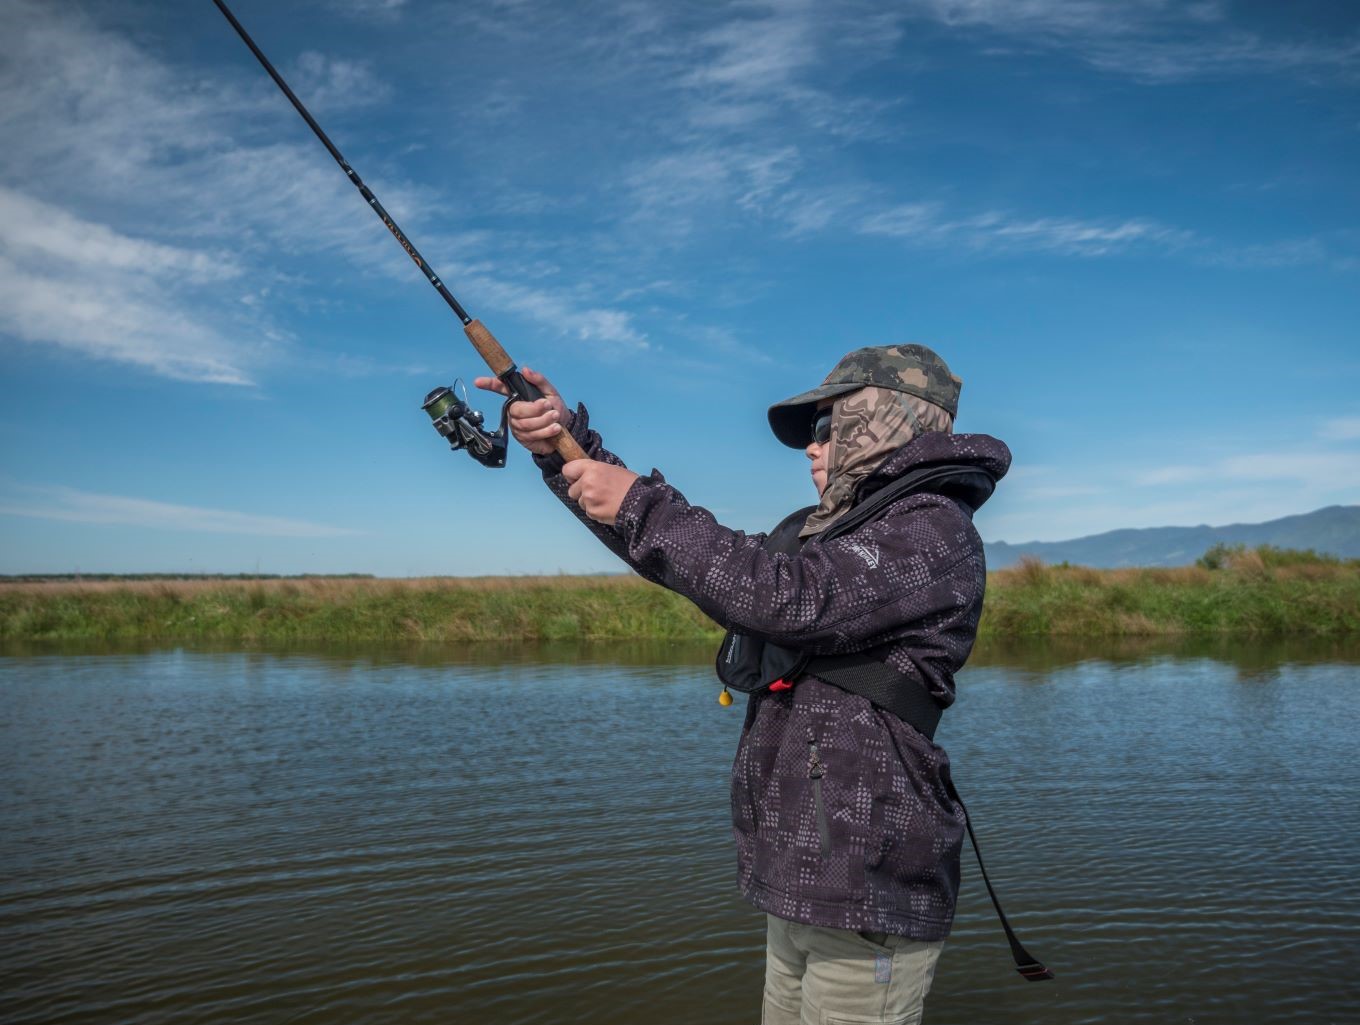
[0,576,723,643]
[978,549,1360,638]
[2,546,1357,643]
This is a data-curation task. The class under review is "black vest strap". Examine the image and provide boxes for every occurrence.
[804,648,943,741]
[800,465,991,739]
[944,777,1057,981]
[715,463,993,740]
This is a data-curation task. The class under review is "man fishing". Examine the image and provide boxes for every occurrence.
[477,344,1021,1023]
[208,5,1048,1011]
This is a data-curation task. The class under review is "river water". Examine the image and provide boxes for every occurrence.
[2,639,1357,1025]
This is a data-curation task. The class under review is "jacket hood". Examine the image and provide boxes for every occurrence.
[856,431,1011,510]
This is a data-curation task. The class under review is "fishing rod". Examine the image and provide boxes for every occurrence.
[210,0,587,467]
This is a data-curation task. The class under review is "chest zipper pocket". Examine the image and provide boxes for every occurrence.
[807,729,831,857]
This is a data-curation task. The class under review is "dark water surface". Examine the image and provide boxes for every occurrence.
[2,639,1358,1025]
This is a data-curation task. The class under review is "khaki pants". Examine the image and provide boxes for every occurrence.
[762,915,944,1025]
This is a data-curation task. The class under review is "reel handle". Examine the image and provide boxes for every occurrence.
[464,319,588,462]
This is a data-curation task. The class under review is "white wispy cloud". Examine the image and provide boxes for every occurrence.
[569,2,1337,267]
[466,274,649,351]
[1133,465,1202,487]
[860,201,1193,257]
[1132,419,1360,490]
[0,1,381,382]
[0,187,256,384]
[987,417,1360,543]
[575,0,902,241]
[0,485,360,537]
[290,51,394,110]
[975,213,1192,254]
[0,0,648,383]
[0,186,238,283]
[323,0,408,16]
[669,0,905,137]
[623,145,803,237]
[1217,451,1360,484]
[419,0,1351,331]
[1320,416,1360,441]
[983,487,1347,545]
[684,5,818,93]
[773,185,876,237]
[1197,236,1335,270]
[904,0,1360,82]
[2,0,1345,393]
[852,200,1350,268]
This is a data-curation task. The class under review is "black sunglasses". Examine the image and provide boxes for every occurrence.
[811,408,833,445]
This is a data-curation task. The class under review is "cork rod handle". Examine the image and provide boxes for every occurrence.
[463,319,589,463]
[464,319,514,376]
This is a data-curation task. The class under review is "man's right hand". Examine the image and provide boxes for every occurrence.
[473,367,572,456]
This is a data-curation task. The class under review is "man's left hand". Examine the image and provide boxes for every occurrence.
[561,461,639,526]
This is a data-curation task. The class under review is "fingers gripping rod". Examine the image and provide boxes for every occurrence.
[211,0,587,463]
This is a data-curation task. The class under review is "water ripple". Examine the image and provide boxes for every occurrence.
[2,647,1358,1024]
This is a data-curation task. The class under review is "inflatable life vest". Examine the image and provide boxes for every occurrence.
[714,460,1055,982]
[714,462,996,740]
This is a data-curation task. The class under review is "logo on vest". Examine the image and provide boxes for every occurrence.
[847,540,880,569]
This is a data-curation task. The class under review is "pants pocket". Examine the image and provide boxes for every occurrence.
[856,930,892,949]
[800,927,944,1025]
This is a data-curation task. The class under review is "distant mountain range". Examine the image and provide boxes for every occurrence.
[985,505,1360,569]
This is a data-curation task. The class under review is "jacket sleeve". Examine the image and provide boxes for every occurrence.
[531,404,682,588]
[611,472,983,654]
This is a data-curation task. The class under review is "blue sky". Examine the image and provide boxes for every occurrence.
[1,0,1357,576]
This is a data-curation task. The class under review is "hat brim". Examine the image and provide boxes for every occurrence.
[767,381,865,449]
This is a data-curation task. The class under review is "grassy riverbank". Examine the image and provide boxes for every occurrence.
[979,546,1359,637]
[2,546,1357,643]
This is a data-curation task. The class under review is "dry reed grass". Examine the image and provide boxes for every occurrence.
[3,545,1356,642]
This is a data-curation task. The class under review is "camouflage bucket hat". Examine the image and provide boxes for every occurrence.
[768,343,962,449]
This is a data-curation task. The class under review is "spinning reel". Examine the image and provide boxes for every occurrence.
[421,379,511,468]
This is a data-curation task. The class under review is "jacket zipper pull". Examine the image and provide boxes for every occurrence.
[807,729,831,857]
[805,727,825,777]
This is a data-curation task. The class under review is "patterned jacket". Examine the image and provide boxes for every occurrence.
[535,405,1011,940]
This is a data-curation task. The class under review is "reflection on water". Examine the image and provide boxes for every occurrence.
[9,631,1359,671]
[2,639,1358,1025]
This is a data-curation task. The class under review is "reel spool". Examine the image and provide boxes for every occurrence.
[422,378,510,468]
